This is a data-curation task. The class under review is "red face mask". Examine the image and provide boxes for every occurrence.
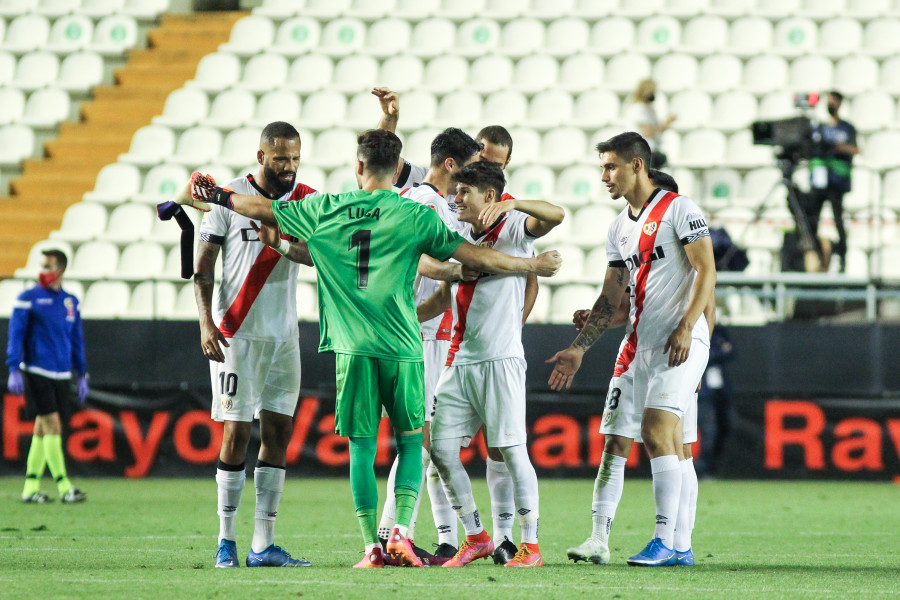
[38,271,58,289]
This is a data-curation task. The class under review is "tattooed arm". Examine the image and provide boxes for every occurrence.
[547,265,629,391]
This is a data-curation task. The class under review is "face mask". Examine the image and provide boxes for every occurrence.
[38,271,57,289]
[827,105,838,117]
[647,93,656,102]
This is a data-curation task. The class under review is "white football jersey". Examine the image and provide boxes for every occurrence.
[396,160,428,190]
[445,211,536,366]
[198,174,317,342]
[606,188,711,352]
[402,182,459,341]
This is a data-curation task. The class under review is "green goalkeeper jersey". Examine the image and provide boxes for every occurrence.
[273,188,465,361]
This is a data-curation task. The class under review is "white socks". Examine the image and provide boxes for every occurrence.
[427,462,457,545]
[431,437,483,536]
[486,456,515,543]
[216,465,245,543]
[650,455,682,550]
[377,456,399,541]
[592,452,627,543]
[674,457,698,552]
[251,466,285,553]
[498,444,540,545]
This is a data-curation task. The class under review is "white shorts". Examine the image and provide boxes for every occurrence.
[423,339,450,422]
[632,339,709,419]
[210,338,301,422]
[599,374,698,444]
[430,357,527,448]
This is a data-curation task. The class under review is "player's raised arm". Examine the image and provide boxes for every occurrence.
[547,265,629,391]
[181,173,278,224]
[372,87,399,133]
[478,198,565,238]
[664,236,717,367]
[451,242,560,277]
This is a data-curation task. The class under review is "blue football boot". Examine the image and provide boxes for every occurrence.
[676,548,695,566]
[626,538,676,567]
[246,544,311,567]
[215,539,239,568]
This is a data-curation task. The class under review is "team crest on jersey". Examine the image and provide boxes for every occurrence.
[221,397,233,412]
[479,240,495,248]
[63,297,75,319]
[642,221,658,236]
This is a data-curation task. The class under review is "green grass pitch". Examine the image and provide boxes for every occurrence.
[0,477,897,599]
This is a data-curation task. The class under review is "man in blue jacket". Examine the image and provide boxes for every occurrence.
[7,248,88,503]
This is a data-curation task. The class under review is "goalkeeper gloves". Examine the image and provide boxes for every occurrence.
[189,172,235,211]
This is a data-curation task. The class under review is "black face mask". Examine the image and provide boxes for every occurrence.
[647,93,656,103]
[827,105,839,117]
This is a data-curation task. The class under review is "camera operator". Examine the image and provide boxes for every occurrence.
[806,91,860,272]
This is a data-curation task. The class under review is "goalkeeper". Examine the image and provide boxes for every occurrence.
[179,129,562,568]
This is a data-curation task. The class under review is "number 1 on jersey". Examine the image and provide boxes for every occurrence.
[349,229,371,288]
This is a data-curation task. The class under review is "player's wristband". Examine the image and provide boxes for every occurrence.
[210,187,235,210]
[275,238,290,256]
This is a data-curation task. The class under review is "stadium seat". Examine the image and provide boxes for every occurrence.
[456,18,501,57]
[80,0,125,17]
[863,18,900,58]
[252,89,302,128]
[187,53,241,94]
[0,279,27,318]
[343,91,383,131]
[818,17,863,58]
[324,164,358,194]
[295,90,346,130]
[220,15,276,57]
[558,53,604,92]
[83,162,141,204]
[729,16,773,58]
[679,129,727,168]
[549,283,594,321]
[304,0,351,17]
[437,90,482,129]
[850,92,895,133]
[755,0,800,17]
[285,54,332,93]
[0,123,35,165]
[468,54,513,93]
[133,163,189,205]
[711,90,757,132]
[331,54,378,93]
[153,88,210,129]
[121,0,170,19]
[589,17,635,57]
[99,203,155,243]
[57,50,103,93]
[797,0,845,18]
[702,168,742,206]
[743,55,788,94]
[0,51,13,86]
[67,240,119,279]
[508,164,555,199]
[544,17,589,57]
[556,165,602,207]
[117,241,166,281]
[707,0,751,16]
[695,54,742,93]
[409,18,455,57]
[168,126,222,167]
[391,89,437,131]
[532,0,578,19]
[571,205,616,247]
[481,0,526,19]
[726,130,771,168]
[50,202,108,243]
[363,18,411,58]
[882,169,900,210]
[14,240,74,279]
[620,0,664,17]
[772,17,817,56]
[170,282,199,320]
[378,54,424,93]
[757,91,794,120]
[507,126,540,164]
[298,165,325,192]
[788,55,833,93]
[512,54,558,93]
[319,18,365,56]
[845,167,879,212]
[347,0,397,19]
[146,209,185,245]
[90,15,138,55]
[880,56,900,95]
[679,15,728,56]
[497,17,543,57]
[239,53,288,93]
[846,0,889,19]
[652,53,698,93]
[635,15,680,55]
[81,281,131,319]
[740,167,782,205]
[10,51,59,91]
[527,89,573,130]
[125,280,177,319]
[537,127,587,167]
[272,17,321,57]
[46,15,93,54]
[862,131,900,170]
[421,54,468,92]
[440,0,485,20]
[401,127,439,165]
[570,89,618,129]
[0,14,50,54]
[219,127,260,168]
[305,129,355,168]
[833,56,878,95]
[0,0,37,17]
[481,89,527,127]
[0,86,24,124]
[203,89,255,130]
[395,0,439,18]
[667,90,712,132]
[604,52,651,93]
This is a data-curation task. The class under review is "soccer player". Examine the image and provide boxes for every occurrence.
[7,248,88,504]
[417,161,565,568]
[548,133,716,567]
[375,127,483,565]
[373,87,534,563]
[195,121,315,569]
[566,170,713,566]
[179,129,561,568]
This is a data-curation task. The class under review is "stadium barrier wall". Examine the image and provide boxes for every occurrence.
[1,321,898,481]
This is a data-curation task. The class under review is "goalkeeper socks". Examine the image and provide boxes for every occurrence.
[349,436,379,546]
[406,447,430,540]
[427,462,458,546]
[377,456,399,541]
[674,458,698,552]
[251,462,285,553]
[486,456,516,543]
[393,432,423,529]
[650,455,682,549]
[592,452,627,543]
[43,434,71,496]
[498,445,540,545]
[216,460,246,543]
[22,435,46,497]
